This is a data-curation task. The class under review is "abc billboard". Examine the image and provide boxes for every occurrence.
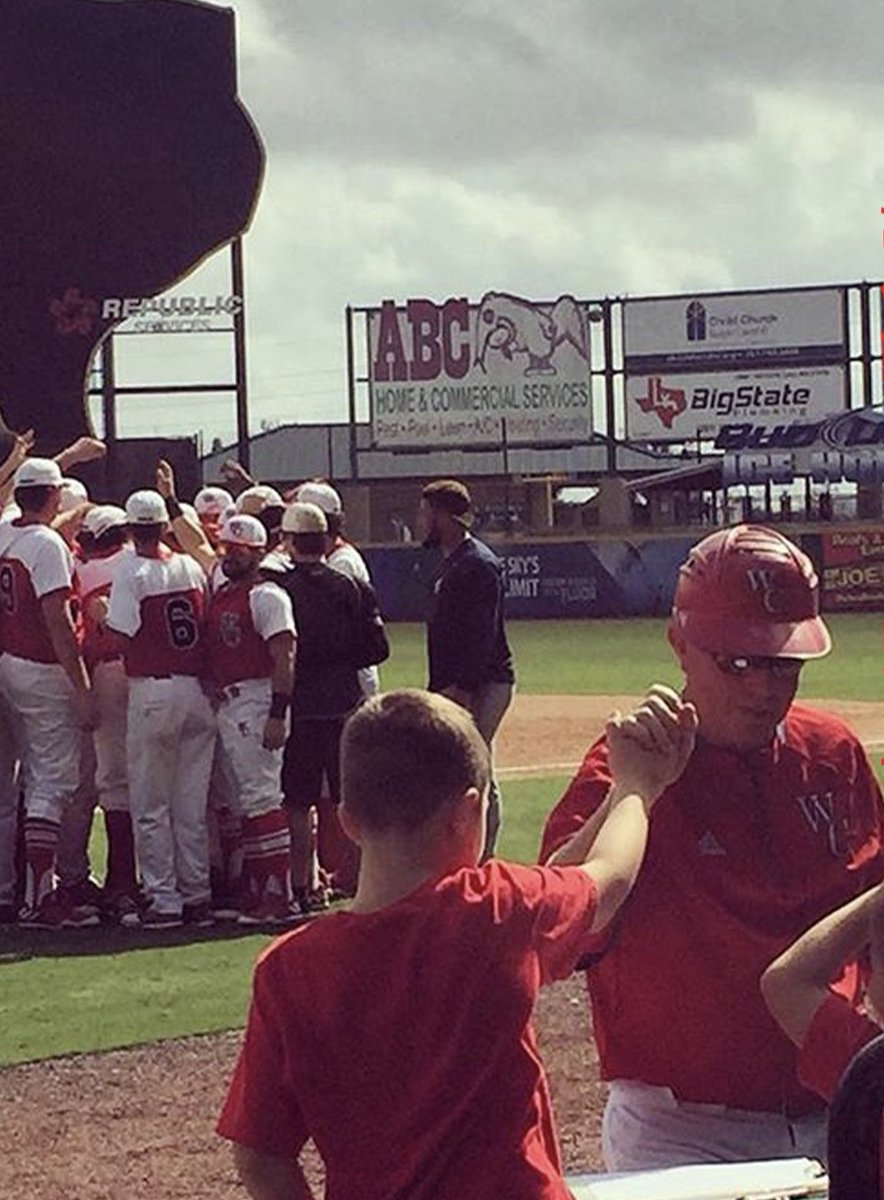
[367,293,591,448]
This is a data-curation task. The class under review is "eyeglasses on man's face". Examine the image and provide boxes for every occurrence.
[708,653,803,680]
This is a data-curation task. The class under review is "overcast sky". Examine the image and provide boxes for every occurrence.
[109,0,884,450]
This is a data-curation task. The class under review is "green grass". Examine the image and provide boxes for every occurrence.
[0,774,570,1066]
[384,614,884,700]
[1,610,881,1067]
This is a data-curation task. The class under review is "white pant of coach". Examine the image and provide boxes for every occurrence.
[602,1080,828,1172]
[127,675,215,915]
[216,678,284,817]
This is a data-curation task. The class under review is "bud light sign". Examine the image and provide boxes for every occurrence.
[367,293,592,448]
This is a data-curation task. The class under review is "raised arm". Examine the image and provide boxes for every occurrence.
[156,458,217,575]
[549,685,697,933]
[762,883,884,1045]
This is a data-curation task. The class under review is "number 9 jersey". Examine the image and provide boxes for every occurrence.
[106,543,207,678]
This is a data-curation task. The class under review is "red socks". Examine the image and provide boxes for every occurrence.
[241,809,290,907]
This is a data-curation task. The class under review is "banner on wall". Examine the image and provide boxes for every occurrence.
[625,365,845,441]
[820,529,884,612]
[367,293,592,448]
[364,537,696,622]
[623,288,846,375]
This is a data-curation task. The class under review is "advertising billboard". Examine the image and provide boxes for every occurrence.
[623,288,846,375]
[625,365,845,440]
[368,293,591,448]
[821,529,884,612]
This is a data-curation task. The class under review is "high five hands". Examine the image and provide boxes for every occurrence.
[606,684,698,804]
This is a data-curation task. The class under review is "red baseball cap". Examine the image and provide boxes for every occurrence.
[672,525,831,659]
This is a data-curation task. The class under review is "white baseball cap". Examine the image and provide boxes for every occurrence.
[282,501,328,535]
[126,489,167,525]
[180,501,199,523]
[58,477,89,514]
[294,481,342,515]
[218,514,267,549]
[82,504,128,538]
[14,458,63,488]
[194,486,234,518]
[235,484,284,516]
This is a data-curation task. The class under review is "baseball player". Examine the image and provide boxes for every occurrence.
[0,457,95,927]
[217,687,697,1200]
[194,485,234,546]
[205,514,296,925]
[106,489,215,930]
[68,505,138,923]
[540,524,884,1169]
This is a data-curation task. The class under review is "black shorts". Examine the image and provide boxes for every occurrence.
[282,718,345,810]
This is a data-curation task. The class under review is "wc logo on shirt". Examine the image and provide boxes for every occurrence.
[796,790,851,857]
[220,612,242,648]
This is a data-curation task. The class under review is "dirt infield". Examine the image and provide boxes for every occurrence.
[2,691,882,1198]
[497,693,884,776]
[0,976,603,1199]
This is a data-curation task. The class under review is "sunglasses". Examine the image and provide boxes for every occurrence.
[709,652,803,679]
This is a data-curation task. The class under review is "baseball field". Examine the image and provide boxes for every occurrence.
[1,613,882,1198]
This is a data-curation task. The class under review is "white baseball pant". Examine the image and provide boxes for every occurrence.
[0,696,19,908]
[0,653,81,823]
[216,679,285,817]
[601,1080,828,1171]
[92,658,129,812]
[55,733,97,888]
[127,675,215,915]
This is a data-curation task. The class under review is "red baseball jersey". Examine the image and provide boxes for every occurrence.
[218,860,599,1200]
[539,703,884,1113]
[106,546,207,678]
[74,547,131,668]
[0,521,73,663]
[205,578,295,688]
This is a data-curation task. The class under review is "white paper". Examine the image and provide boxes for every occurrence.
[566,1156,827,1200]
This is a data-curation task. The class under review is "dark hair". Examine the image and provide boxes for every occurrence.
[293,531,325,556]
[421,479,472,520]
[14,484,55,513]
[131,523,164,545]
[95,526,128,553]
[258,505,284,536]
[325,511,343,539]
[341,689,490,833]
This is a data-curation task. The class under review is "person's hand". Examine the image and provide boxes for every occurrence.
[262,715,287,751]
[73,688,98,731]
[59,436,106,467]
[606,684,698,806]
[156,459,176,499]
[221,459,254,488]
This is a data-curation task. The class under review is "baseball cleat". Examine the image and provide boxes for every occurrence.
[139,907,184,930]
[183,901,215,929]
[18,891,101,930]
[238,900,303,928]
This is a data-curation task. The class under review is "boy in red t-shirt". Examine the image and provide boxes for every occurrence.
[762,881,884,1185]
[218,685,697,1200]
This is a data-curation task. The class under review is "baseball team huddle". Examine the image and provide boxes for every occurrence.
[1,430,881,1197]
[0,433,395,933]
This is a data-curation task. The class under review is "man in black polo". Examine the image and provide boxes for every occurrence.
[418,479,515,858]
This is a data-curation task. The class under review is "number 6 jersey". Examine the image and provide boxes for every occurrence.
[106,543,207,678]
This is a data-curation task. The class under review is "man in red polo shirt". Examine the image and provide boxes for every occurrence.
[540,524,884,1169]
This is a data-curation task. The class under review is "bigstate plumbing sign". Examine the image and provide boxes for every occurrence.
[623,288,847,440]
[367,293,591,448]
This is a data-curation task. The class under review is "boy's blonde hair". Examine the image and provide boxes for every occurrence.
[341,689,490,832]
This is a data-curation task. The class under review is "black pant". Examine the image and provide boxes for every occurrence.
[281,718,345,810]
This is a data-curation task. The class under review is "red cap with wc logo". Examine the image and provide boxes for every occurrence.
[672,524,831,659]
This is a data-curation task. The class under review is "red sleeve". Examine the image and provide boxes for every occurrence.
[848,738,884,886]
[538,737,612,863]
[798,991,881,1102]
[489,861,599,984]
[216,960,309,1157]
